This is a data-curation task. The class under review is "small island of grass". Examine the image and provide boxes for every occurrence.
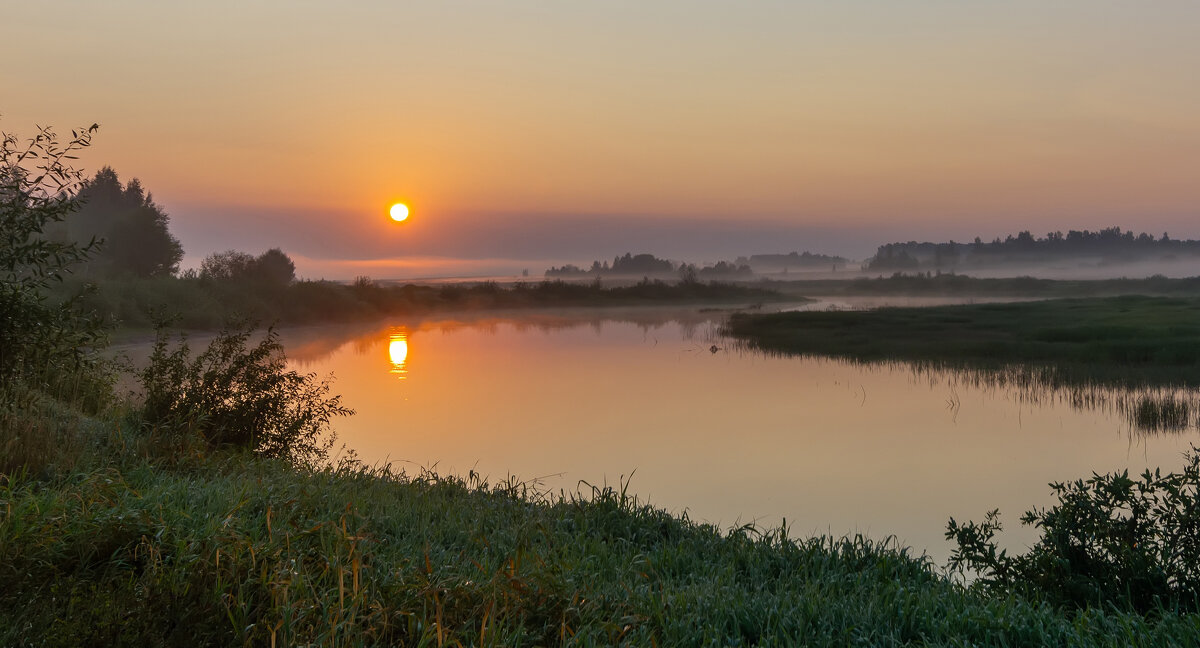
[725,295,1200,389]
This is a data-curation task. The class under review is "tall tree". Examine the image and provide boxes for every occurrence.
[70,167,183,277]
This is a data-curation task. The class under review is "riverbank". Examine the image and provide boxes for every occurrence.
[768,272,1200,298]
[64,275,785,333]
[4,428,1197,646]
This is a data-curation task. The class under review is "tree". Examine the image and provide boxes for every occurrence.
[1,122,106,404]
[200,250,255,281]
[253,247,295,286]
[69,167,183,277]
[200,248,295,286]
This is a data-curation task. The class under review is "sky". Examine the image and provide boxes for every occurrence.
[4,1,1200,278]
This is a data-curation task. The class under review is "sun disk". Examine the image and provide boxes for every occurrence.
[390,203,409,222]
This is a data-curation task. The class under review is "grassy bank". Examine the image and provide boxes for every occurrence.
[64,276,783,332]
[769,273,1200,298]
[4,436,1199,646]
[726,295,1200,388]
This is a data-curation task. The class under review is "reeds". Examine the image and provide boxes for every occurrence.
[726,295,1200,435]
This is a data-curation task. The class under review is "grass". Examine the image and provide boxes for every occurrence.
[4,443,1200,646]
[63,275,784,332]
[769,272,1200,298]
[725,294,1200,434]
[725,295,1200,389]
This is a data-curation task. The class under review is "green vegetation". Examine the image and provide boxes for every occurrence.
[138,324,353,466]
[5,447,1199,646]
[2,123,112,429]
[58,166,184,278]
[771,272,1200,299]
[725,295,1200,388]
[725,294,1200,433]
[70,274,782,332]
[948,449,1200,615]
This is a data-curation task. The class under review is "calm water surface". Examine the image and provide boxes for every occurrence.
[277,302,1197,564]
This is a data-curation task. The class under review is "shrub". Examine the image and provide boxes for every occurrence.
[138,323,353,466]
[1,123,109,409]
[947,446,1200,614]
[199,248,295,287]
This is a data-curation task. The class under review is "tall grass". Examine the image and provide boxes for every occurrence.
[726,295,1200,434]
[4,452,1198,646]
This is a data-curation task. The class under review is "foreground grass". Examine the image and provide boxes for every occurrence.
[726,295,1200,389]
[2,442,1199,646]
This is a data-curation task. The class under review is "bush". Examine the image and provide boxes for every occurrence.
[138,323,353,466]
[947,446,1200,614]
[1,123,109,409]
[199,248,295,287]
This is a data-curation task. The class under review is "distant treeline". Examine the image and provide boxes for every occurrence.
[74,275,780,332]
[867,227,1200,271]
[735,251,850,272]
[546,253,752,279]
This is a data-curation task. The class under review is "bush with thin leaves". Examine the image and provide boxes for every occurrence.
[947,445,1200,614]
[1,122,109,410]
[139,323,353,466]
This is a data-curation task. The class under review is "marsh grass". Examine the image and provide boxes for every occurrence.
[727,295,1200,434]
[0,358,119,478]
[772,273,1200,299]
[4,448,1199,647]
[901,363,1200,435]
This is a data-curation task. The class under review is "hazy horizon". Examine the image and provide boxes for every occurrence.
[6,1,1200,278]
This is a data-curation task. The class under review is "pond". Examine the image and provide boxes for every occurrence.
[264,301,1198,564]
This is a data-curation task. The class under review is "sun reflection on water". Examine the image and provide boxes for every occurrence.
[388,331,409,379]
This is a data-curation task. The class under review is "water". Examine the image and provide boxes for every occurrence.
[266,302,1197,564]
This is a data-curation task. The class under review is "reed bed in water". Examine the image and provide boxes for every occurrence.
[726,295,1200,435]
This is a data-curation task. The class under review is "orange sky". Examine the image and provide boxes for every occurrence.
[4,2,1199,277]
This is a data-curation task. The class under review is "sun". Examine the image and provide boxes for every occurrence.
[389,203,409,222]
